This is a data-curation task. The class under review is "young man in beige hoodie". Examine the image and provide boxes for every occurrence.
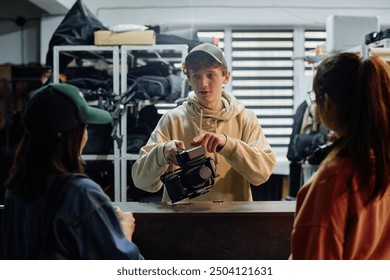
[131,43,276,202]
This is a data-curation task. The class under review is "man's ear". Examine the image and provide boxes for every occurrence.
[223,71,231,84]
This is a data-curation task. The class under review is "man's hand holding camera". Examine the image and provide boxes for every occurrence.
[163,140,185,165]
[163,132,227,165]
[190,132,227,153]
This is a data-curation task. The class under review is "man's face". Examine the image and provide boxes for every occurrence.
[188,66,230,111]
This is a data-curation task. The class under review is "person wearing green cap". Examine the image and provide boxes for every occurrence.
[3,83,143,259]
[132,43,276,202]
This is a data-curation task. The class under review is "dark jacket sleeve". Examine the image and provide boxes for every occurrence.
[54,178,143,260]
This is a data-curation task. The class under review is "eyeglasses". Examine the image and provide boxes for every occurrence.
[307,90,316,104]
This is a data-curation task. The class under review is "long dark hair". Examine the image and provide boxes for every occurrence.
[5,124,86,200]
[313,52,390,203]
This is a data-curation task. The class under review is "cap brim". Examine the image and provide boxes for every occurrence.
[85,106,112,125]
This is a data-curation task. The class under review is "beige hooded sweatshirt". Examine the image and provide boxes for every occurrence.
[131,90,276,202]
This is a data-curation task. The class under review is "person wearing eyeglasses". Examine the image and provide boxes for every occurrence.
[290,52,390,259]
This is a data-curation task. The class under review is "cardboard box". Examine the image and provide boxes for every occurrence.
[326,15,380,53]
[94,30,156,46]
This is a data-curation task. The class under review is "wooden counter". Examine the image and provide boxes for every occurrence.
[114,201,296,260]
[0,201,296,260]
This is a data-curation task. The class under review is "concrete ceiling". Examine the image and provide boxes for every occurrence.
[27,0,73,15]
[1,0,390,27]
[0,0,46,18]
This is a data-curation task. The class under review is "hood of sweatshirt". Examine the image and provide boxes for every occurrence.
[184,89,245,128]
[183,89,245,165]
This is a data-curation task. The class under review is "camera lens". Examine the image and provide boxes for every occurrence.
[193,166,212,188]
[198,166,212,180]
[185,166,212,188]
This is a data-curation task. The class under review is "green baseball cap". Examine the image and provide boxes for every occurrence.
[23,83,112,136]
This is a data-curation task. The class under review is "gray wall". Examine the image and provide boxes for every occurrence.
[2,0,390,65]
[0,0,44,64]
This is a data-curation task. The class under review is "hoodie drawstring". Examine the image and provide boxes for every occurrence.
[199,108,203,133]
[213,118,220,165]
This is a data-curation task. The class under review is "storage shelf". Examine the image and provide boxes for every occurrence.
[53,45,121,202]
[120,44,188,202]
[81,154,116,161]
[53,44,188,202]
[53,45,120,94]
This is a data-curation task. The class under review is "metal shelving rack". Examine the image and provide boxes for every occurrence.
[345,39,390,62]
[53,45,122,202]
[53,44,189,202]
[120,44,188,201]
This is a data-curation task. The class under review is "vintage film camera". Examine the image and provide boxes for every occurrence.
[160,146,217,203]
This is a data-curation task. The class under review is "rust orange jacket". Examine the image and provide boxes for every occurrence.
[291,157,390,259]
